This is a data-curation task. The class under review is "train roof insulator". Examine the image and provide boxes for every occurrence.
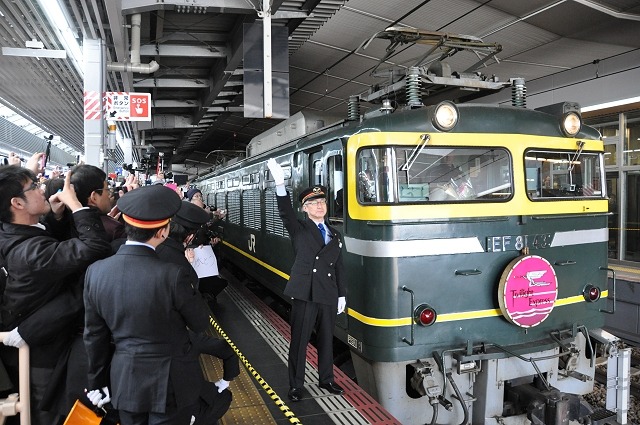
[561,111,582,137]
[414,304,437,327]
[432,101,458,131]
[583,284,601,302]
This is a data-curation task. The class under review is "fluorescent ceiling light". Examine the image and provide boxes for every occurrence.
[581,96,640,113]
[1,47,67,59]
[34,0,83,76]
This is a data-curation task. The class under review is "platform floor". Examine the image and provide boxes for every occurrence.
[201,271,400,425]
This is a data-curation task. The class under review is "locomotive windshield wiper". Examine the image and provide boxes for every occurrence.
[567,140,585,172]
[400,134,430,172]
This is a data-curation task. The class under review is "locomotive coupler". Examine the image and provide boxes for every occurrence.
[506,381,593,425]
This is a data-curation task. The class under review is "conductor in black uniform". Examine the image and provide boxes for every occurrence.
[83,185,212,425]
[267,159,347,402]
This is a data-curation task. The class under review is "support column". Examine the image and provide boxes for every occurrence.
[83,38,105,167]
[262,0,272,118]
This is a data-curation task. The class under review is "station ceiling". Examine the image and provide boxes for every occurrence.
[0,0,639,173]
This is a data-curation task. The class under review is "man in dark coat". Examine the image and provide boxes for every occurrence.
[266,158,347,402]
[156,200,236,424]
[83,185,212,425]
[0,165,112,425]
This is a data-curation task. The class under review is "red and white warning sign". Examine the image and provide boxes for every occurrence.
[105,92,151,121]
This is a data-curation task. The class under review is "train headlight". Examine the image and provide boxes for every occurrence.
[561,112,581,137]
[583,284,601,302]
[432,101,458,131]
[414,304,437,326]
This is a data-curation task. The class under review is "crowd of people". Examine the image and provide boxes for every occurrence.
[0,152,236,425]
[0,152,349,424]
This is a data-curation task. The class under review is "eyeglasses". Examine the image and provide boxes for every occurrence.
[17,181,39,196]
[305,198,327,207]
[95,188,115,198]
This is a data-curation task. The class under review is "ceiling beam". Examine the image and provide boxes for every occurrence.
[133,78,210,88]
[139,44,227,58]
[121,0,256,15]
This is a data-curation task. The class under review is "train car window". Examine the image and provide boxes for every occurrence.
[357,147,512,204]
[327,154,343,218]
[266,166,291,181]
[312,160,322,185]
[525,150,605,199]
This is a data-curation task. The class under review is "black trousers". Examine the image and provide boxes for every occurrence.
[189,331,240,381]
[288,299,336,388]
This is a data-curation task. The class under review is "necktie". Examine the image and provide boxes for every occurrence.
[318,223,327,245]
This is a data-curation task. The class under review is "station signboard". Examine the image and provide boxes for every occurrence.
[105,92,151,121]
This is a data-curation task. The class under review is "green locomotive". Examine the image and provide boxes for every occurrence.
[195,29,620,425]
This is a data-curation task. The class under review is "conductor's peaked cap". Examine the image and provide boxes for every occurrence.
[299,185,327,204]
[117,185,182,229]
[174,200,210,230]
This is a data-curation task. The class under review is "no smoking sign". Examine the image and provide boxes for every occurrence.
[106,92,151,121]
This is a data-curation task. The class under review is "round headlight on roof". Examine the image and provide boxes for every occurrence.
[433,101,458,131]
[561,111,581,137]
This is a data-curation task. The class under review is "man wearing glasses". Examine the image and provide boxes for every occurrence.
[68,164,124,242]
[0,164,111,424]
[266,159,347,403]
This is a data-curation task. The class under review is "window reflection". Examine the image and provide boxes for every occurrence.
[525,150,605,199]
[356,146,512,204]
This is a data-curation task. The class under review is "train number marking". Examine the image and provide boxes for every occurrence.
[486,233,552,252]
[248,234,256,252]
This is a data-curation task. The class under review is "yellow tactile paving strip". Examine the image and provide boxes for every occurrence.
[199,321,277,425]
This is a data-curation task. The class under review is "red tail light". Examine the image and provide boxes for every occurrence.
[414,304,437,326]
[583,285,601,302]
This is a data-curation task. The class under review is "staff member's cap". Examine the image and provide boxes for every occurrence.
[174,200,210,230]
[299,185,327,204]
[117,185,182,229]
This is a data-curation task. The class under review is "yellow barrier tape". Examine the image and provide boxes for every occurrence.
[208,315,302,424]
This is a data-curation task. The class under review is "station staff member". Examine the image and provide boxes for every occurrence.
[266,159,347,402]
[84,185,212,425]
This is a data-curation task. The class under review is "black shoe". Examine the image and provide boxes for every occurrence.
[319,382,344,395]
[288,387,303,402]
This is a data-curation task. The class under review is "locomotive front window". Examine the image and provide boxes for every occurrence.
[525,150,605,200]
[356,147,512,204]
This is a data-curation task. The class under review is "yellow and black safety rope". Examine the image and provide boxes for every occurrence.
[208,314,303,424]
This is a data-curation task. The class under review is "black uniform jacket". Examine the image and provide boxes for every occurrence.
[276,192,346,306]
[84,244,210,414]
[0,209,111,366]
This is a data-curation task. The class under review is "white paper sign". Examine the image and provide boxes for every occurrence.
[191,245,219,278]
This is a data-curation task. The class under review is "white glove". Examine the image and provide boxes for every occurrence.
[87,387,111,408]
[3,328,25,348]
[337,297,346,314]
[267,158,285,186]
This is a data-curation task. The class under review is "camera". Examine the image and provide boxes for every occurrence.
[191,221,223,246]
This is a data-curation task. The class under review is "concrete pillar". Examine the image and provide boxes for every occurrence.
[83,38,105,167]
